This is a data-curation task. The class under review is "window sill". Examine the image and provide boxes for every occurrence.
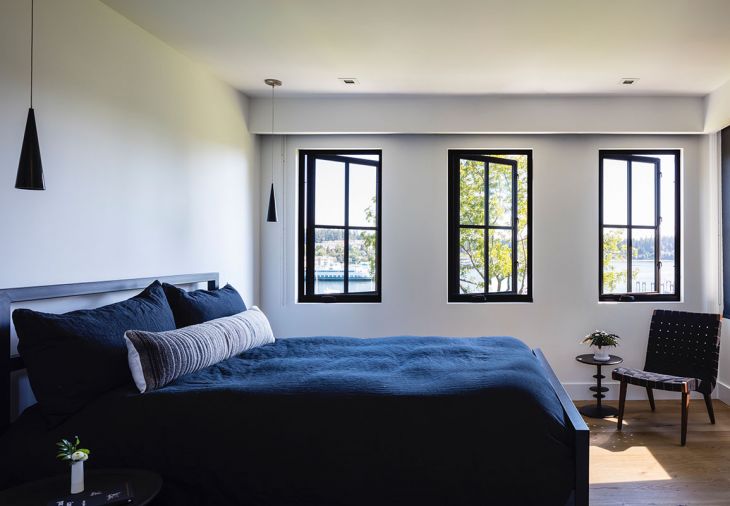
[297,296,382,304]
[598,297,682,304]
[448,295,533,304]
[447,300,534,305]
[296,302,382,305]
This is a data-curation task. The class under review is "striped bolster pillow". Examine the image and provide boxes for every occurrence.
[124,306,275,393]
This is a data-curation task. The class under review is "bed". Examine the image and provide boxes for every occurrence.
[0,273,588,506]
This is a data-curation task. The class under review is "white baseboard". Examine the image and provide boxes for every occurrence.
[563,382,714,401]
[718,381,730,404]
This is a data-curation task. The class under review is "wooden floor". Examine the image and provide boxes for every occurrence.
[577,399,730,506]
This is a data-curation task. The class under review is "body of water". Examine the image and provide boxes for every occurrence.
[607,259,675,293]
[315,279,375,294]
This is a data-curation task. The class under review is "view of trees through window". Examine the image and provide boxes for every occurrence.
[600,151,679,300]
[449,151,531,302]
[298,148,675,303]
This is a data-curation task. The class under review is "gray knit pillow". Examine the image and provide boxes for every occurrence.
[124,306,275,393]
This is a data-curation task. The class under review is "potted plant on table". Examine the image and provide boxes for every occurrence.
[56,436,90,494]
[582,330,620,361]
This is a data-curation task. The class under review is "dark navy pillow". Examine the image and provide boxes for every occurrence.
[162,283,246,328]
[13,281,176,424]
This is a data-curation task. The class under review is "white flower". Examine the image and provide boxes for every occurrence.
[71,451,88,462]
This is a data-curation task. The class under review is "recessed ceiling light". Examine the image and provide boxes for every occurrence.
[338,77,359,85]
[620,78,639,85]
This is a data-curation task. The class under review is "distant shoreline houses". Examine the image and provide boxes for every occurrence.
[314,256,373,281]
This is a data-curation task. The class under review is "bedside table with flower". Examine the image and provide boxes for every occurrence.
[0,435,162,506]
[0,469,162,506]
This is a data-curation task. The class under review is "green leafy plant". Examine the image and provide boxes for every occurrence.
[56,436,90,465]
[582,330,620,349]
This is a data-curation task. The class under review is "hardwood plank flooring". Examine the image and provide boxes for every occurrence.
[577,399,730,505]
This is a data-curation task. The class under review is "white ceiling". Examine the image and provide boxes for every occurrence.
[101,0,730,97]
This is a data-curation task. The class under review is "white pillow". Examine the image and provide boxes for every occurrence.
[124,306,274,393]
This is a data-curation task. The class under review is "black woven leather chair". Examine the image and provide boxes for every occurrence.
[612,309,722,446]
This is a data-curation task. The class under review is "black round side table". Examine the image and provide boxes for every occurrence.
[0,468,162,506]
[575,354,623,418]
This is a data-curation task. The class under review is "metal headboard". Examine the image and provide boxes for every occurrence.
[1,272,219,432]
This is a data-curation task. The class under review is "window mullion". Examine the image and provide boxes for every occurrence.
[305,157,317,296]
[599,161,604,296]
[627,160,633,293]
[343,161,350,294]
[654,160,661,292]
[511,161,518,293]
[484,162,490,294]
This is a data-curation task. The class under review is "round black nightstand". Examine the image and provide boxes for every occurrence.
[576,354,623,418]
[0,468,162,506]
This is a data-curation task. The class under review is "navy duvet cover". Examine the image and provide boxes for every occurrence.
[0,335,573,505]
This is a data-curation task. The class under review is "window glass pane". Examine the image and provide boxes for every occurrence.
[459,228,485,294]
[488,162,513,227]
[314,228,344,294]
[603,159,628,225]
[349,164,377,227]
[658,155,676,294]
[632,228,655,292]
[602,228,628,293]
[460,159,485,226]
[632,161,656,226]
[488,229,513,293]
[348,230,376,293]
[315,160,345,226]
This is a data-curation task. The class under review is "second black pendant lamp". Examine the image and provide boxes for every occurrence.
[265,78,282,222]
[16,0,45,191]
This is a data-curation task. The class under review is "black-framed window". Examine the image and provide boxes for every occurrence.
[448,150,532,302]
[599,150,680,301]
[298,150,382,303]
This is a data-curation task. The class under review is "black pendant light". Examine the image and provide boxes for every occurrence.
[265,78,282,222]
[16,0,44,190]
[266,182,278,222]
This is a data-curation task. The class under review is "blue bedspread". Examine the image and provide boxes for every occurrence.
[0,335,573,505]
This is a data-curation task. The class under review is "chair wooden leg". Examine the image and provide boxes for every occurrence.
[617,380,627,430]
[704,393,716,424]
[646,387,655,411]
[681,391,690,446]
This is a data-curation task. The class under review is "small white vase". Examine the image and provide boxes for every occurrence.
[593,347,611,361]
[70,460,84,494]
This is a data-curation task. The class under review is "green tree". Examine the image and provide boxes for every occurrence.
[362,198,377,279]
[602,231,639,293]
[602,230,627,293]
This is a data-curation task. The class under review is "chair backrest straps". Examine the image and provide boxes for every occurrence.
[644,309,721,394]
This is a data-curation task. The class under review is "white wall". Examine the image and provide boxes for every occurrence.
[260,133,715,400]
[705,79,730,133]
[249,95,706,135]
[714,130,730,404]
[0,0,259,302]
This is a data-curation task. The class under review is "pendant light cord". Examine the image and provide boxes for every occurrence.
[30,0,34,108]
[270,82,275,185]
